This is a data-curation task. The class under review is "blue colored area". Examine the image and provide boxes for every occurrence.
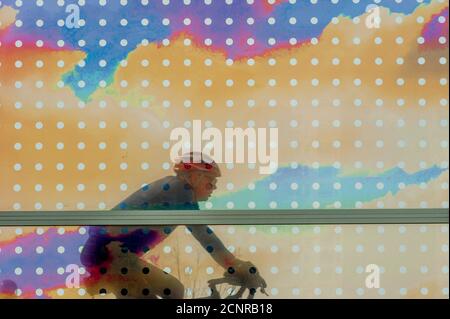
[204,165,447,209]
[0,230,86,295]
[1,0,170,100]
[258,0,432,42]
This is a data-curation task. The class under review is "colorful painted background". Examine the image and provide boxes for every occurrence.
[0,0,448,299]
[0,0,448,210]
[0,224,449,299]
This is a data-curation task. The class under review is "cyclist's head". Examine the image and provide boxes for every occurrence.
[173,152,221,201]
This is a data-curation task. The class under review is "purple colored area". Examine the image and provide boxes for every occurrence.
[0,226,165,298]
[0,279,17,295]
[421,6,449,49]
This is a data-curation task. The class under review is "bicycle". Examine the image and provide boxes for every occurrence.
[201,268,268,299]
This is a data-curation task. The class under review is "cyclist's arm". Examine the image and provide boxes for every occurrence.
[186,224,237,269]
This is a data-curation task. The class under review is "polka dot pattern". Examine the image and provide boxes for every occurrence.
[0,224,447,298]
[0,0,447,210]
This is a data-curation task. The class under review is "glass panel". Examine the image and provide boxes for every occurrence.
[0,224,448,299]
[0,1,448,211]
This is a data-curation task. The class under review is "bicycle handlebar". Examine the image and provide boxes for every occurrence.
[206,274,268,299]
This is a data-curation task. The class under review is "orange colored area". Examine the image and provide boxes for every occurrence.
[0,6,17,31]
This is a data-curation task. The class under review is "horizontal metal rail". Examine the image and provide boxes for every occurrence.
[0,209,447,226]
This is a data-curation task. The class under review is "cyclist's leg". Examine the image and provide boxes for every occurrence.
[129,260,185,299]
[90,242,184,299]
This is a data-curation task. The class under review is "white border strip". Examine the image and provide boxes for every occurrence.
[0,209,447,226]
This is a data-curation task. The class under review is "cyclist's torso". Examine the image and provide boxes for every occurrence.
[81,176,198,266]
[112,175,199,211]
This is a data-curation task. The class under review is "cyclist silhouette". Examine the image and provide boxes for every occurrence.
[80,152,267,299]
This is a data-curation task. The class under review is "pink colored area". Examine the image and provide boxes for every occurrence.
[256,0,290,14]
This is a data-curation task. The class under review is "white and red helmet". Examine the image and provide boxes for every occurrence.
[173,152,221,177]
